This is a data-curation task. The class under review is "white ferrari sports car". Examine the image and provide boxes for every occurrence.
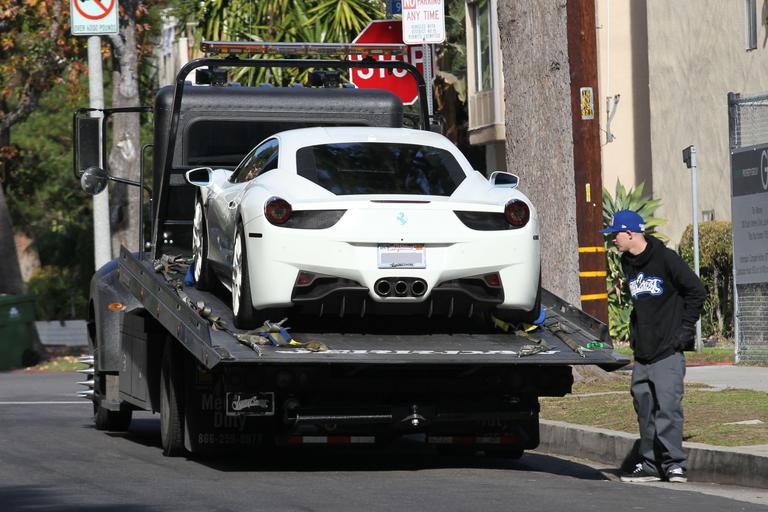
[186,126,541,329]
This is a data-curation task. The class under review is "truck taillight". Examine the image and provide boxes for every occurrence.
[504,200,530,228]
[265,197,292,225]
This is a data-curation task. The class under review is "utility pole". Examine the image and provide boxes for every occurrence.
[566,0,608,323]
[88,36,112,269]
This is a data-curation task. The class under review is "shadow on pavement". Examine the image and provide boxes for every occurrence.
[0,485,157,512]
[102,416,607,481]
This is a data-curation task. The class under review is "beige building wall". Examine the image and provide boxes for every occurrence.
[647,0,768,246]
[595,0,652,196]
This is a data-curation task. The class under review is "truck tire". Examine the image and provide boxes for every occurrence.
[192,195,213,290]
[232,223,258,329]
[160,342,186,457]
[93,397,132,432]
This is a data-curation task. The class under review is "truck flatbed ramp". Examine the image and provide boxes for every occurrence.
[118,249,628,370]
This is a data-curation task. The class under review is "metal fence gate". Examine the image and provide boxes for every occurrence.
[728,91,768,363]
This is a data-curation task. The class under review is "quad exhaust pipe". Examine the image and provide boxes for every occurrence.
[374,278,428,298]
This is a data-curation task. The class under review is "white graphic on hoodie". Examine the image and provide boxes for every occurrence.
[629,272,664,298]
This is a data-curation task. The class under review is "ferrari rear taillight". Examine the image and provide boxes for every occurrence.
[295,271,315,287]
[504,200,530,228]
[484,273,501,287]
[265,197,292,225]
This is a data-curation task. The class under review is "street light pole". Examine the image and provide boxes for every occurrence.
[682,144,702,352]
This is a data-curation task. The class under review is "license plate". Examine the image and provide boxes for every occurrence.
[377,244,426,269]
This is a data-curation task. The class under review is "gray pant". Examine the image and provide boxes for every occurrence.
[631,352,686,474]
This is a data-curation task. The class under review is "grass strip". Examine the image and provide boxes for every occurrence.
[25,356,87,373]
[542,375,768,446]
[613,344,735,365]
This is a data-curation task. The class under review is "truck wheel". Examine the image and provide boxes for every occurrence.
[232,224,258,329]
[192,196,213,290]
[160,343,186,457]
[93,395,132,431]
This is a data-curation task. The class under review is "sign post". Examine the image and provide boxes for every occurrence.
[682,145,702,353]
[400,0,445,118]
[71,0,119,268]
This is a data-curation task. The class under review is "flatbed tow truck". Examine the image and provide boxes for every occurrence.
[75,41,628,457]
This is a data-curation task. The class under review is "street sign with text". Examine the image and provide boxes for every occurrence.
[70,0,119,36]
[401,0,445,44]
[349,20,431,105]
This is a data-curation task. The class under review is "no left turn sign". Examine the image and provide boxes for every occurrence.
[70,0,119,36]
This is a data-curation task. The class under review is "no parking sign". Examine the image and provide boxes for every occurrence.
[70,0,119,36]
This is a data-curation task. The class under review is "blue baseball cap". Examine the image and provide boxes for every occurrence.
[601,210,646,233]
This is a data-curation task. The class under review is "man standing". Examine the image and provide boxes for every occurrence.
[601,209,706,483]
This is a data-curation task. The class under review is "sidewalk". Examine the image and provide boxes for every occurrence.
[539,364,768,489]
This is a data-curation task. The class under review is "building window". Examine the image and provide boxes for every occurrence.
[746,0,757,51]
[473,0,493,91]
[702,209,715,222]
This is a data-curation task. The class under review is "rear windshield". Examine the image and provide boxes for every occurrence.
[296,142,466,195]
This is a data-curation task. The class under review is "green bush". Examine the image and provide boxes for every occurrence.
[679,221,733,341]
[602,181,667,341]
[26,266,88,321]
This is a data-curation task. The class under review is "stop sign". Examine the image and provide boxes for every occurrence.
[349,20,429,105]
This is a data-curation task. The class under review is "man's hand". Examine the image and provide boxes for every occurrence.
[673,324,696,352]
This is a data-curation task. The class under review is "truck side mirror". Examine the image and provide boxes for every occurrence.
[185,167,213,187]
[80,166,109,195]
[76,117,101,176]
[489,171,519,189]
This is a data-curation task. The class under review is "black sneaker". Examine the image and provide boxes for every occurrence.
[666,466,688,483]
[620,463,661,482]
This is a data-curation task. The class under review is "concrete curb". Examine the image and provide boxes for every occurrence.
[539,419,768,489]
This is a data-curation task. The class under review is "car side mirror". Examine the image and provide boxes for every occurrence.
[489,171,519,189]
[185,167,213,187]
[80,166,109,195]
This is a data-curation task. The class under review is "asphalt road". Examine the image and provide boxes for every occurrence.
[1,372,766,512]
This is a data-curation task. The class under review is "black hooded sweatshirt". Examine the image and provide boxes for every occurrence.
[621,235,706,364]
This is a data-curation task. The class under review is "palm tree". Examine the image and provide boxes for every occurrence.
[193,0,385,86]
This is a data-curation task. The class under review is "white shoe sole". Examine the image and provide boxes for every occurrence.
[620,476,662,483]
[668,476,688,483]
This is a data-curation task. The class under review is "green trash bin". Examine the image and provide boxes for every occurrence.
[0,294,38,371]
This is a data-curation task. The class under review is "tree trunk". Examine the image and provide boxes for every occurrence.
[497,1,581,306]
[0,119,24,295]
[108,2,141,256]
[0,184,24,296]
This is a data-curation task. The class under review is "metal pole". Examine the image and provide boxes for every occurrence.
[88,36,111,269]
[422,43,434,119]
[690,145,702,352]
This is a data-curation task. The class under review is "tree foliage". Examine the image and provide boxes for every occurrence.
[0,0,85,296]
[173,0,385,86]
[0,0,85,135]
